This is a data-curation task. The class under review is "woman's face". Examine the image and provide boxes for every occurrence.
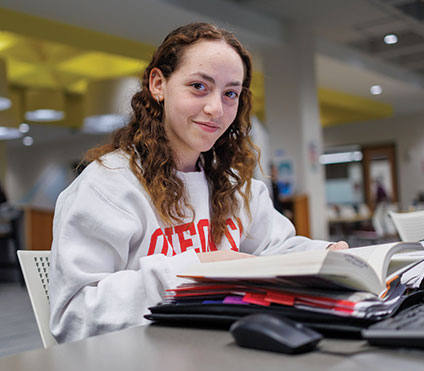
[152,40,244,172]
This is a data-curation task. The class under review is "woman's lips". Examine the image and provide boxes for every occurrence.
[194,121,220,133]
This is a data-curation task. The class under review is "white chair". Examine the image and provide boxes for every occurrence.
[17,250,57,348]
[339,204,356,220]
[388,210,424,242]
[358,203,371,219]
[372,203,398,237]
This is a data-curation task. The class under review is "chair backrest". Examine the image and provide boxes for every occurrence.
[17,250,57,348]
[388,210,424,242]
[372,203,398,237]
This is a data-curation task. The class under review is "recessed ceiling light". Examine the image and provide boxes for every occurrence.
[384,34,398,45]
[0,97,11,111]
[370,85,382,95]
[22,136,34,146]
[0,126,21,139]
[25,109,65,122]
[24,89,65,122]
[19,122,30,133]
[83,77,138,134]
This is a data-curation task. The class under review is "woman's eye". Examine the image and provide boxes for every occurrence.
[225,91,239,99]
[191,82,206,91]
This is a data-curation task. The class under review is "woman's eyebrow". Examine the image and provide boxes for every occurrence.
[189,72,242,88]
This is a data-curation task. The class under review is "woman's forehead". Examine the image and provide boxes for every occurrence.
[176,40,244,78]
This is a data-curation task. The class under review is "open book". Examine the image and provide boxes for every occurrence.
[179,242,424,297]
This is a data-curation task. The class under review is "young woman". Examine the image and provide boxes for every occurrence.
[49,23,347,343]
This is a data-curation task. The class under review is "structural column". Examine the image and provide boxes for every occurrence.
[263,22,328,240]
[0,142,6,185]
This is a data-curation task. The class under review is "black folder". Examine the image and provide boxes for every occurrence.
[146,302,375,337]
[145,290,424,338]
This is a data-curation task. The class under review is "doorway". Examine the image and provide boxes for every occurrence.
[362,144,398,211]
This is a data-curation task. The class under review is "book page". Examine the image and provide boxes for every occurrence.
[180,250,329,279]
[181,249,382,294]
[338,242,424,284]
[320,253,382,294]
[389,251,424,276]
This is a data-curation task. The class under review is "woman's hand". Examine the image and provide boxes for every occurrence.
[197,251,255,263]
[326,241,349,250]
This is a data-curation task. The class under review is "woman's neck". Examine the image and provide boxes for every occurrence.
[174,151,201,172]
[176,160,200,173]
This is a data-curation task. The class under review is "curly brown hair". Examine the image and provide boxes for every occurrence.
[84,23,259,245]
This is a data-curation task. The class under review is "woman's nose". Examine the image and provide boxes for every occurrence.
[203,93,224,118]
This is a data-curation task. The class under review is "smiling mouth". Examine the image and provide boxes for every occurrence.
[195,121,218,128]
[194,121,220,132]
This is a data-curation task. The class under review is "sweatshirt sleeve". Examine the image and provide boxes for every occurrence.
[240,180,330,256]
[49,178,199,344]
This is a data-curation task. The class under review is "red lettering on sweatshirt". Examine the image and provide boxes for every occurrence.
[164,227,176,256]
[208,235,218,251]
[175,223,196,252]
[236,217,243,237]
[147,217,242,256]
[147,229,169,256]
[225,218,239,251]
[197,219,209,252]
[198,219,217,252]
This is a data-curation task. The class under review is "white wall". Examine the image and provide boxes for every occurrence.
[323,112,424,210]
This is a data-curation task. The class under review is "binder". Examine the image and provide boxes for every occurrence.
[146,290,424,337]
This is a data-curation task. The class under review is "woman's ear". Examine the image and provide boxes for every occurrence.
[149,67,165,103]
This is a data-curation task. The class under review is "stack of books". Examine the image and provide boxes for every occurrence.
[146,242,424,335]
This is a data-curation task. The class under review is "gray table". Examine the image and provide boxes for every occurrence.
[2,324,424,371]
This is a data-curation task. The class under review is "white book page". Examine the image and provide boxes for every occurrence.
[180,250,329,279]
[321,253,382,294]
[338,242,424,283]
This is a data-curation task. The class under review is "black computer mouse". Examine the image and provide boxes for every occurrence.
[230,313,322,354]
